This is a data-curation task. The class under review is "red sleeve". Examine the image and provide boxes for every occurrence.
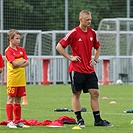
[21,48,28,60]
[0,54,4,68]
[92,30,100,49]
[5,47,28,63]
[5,49,15,63]
[59,28,76,48]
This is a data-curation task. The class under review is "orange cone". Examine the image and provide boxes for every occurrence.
[22,96,28,105]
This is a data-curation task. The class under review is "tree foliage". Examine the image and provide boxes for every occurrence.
[3,0,130,30]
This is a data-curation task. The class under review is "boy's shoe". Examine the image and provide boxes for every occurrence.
[94,120,114,127]
[78,119,85,127]
[16,122,30,128]
[7,121,17,128]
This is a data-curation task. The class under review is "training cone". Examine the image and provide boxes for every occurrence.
[72,126,82,130]
[102,96,108,100]
[109,101,116,104]
[22,96,28,105]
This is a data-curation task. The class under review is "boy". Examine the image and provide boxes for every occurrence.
[5,29,29,128]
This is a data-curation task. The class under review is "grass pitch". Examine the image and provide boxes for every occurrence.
[0,84,133,133]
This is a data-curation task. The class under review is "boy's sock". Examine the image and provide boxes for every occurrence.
[13,104,21,123]
[6,104,13,121]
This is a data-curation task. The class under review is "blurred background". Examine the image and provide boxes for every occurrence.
[1,0,133,31]
[0,0,133,85]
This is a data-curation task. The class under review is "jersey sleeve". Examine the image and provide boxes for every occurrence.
[5,49,16,63]
[92,29,100,49]
[21,47,28,60]
[0,54,4,68]
[59,28,76,48]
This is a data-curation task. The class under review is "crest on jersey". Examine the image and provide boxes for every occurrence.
[78,38,82,41]
[90,37,93,41]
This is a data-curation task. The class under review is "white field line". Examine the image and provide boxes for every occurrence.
[0,108,132,115]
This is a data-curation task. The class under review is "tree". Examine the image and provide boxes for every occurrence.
[3,0,128,31]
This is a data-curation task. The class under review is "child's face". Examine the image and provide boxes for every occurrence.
[10,34,21,46]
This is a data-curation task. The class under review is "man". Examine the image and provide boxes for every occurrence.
[56,10,113,127]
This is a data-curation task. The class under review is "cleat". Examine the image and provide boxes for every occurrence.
[78,119,85,127]
[17,122,30,128]
[94,120,114,127]
[7,121,17,128]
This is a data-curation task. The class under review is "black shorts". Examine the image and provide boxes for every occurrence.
[69,71,99,93]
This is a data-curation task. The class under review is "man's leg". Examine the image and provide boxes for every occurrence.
[89,89,113,126]
[89,89,102,122]
[72,92,82,120]
[72,92,85,127]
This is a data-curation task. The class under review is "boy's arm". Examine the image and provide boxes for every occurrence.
[12,59,26,67]
[20,60,29,67]
[12,59,29,68]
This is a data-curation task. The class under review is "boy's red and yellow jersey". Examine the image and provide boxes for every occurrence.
[5,46,28,87]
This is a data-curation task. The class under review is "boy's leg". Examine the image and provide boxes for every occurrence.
[13,103,21,123]
[6,104,13,121]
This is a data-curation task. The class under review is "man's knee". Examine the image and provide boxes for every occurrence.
[72,91,81,98]
[90,89,99,98]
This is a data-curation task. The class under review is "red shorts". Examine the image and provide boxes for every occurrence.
[6,87,26,97]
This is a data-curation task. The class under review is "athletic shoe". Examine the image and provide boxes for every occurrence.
[16,122,30,128]
[7,121,17,128]
[78,119,85,127]
[94,120,114,127]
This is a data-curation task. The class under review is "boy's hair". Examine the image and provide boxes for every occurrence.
[7,29,21,40]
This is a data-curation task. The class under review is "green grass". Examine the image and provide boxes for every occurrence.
[0,84,133,133]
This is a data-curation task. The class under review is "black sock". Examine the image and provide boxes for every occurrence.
[75,111,82,121]
[93,111,102,122]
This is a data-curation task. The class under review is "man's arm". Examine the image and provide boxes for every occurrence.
[90,47,100,67]
[56,43,81,62]
[0,68,2,73]
[94,46,100,61]
[56,43,72,61]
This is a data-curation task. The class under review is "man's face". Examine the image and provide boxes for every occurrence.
[81,14,92,27]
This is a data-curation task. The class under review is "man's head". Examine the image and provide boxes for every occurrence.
[79,10,92,27]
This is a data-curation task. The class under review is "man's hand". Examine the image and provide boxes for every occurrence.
[90,59,97,67]
[70,56,81,62]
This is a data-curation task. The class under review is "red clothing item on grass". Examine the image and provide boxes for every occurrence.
[0,116,76,126]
